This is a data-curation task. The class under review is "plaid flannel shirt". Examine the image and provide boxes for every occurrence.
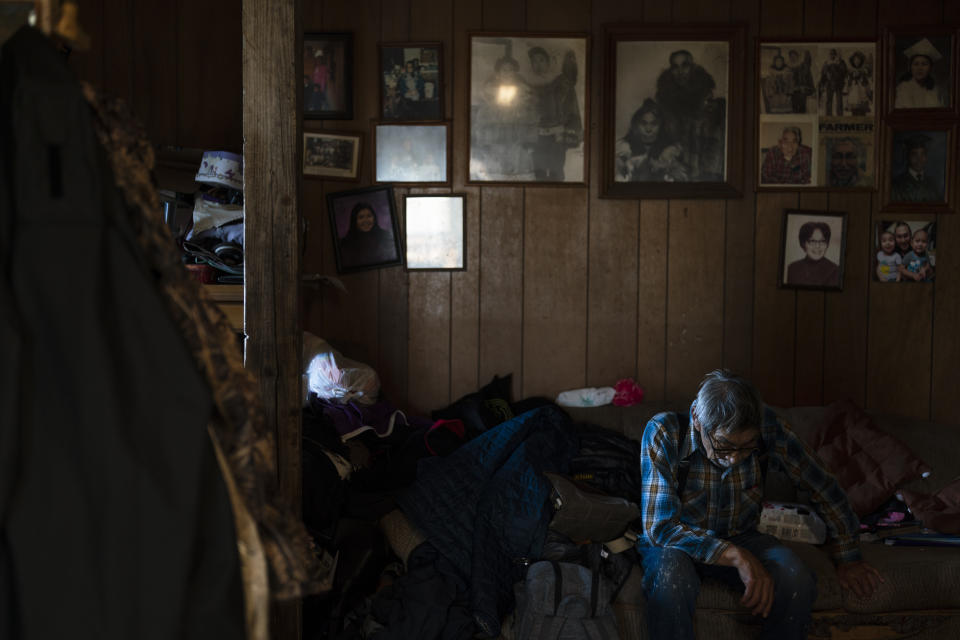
[639,406,862,565]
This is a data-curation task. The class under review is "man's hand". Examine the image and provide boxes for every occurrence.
[719,545,774,618]
[837,561,884,598]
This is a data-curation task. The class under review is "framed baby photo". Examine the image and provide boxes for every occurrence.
[326,185,403,274]
[379,42,443,121]
[873,219,936,283]
[468,32,589,185]
[883,27,957,115]
[374,122,450,185]
[304,32,353,119]
[602,23,745,199]
[303,130,362,180]
[403,194,466,271]
[778,209,847,291]
[881,124,954,214]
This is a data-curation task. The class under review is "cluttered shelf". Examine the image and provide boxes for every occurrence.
[156,147,245,333]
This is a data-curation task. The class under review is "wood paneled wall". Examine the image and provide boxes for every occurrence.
[69,0,960,424]
[303,0,959,423]
[69,0,242,152]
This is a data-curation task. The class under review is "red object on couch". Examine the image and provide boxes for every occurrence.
[809,399,931,517]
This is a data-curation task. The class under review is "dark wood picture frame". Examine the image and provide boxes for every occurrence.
[374,122,451,185]
[881,123,955,214]
[403,194,466,271]
[467,31,589,185]
[601,23,745,199]
[304,32,353,120]
[778,209,848,291]
[379,41,444,121]
[326,185,403,274]
[756,39,877,192]
[883,26,958,116]
[303,129,363,180]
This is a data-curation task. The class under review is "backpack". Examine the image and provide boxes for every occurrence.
[513,560,620,640]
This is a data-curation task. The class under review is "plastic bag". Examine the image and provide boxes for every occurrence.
[303,332,380,405]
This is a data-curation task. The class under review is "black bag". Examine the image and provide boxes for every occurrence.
[514,560,620,640]
[545,472,640,543]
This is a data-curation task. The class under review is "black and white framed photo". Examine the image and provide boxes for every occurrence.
[326,186,402,273]
[757,40,876,191]
[778,209,847,290]
[603,24,744,199]
[303,130,362,180]
[379,42,443,121]
[304,32,353,119]
[374,123,449,184]
[468,32,588,184]
[403,194,466,271]
[884,28,956,113]
[883,125,953,212]
[873,219,936,283]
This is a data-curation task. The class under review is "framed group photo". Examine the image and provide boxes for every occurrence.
[778,209,847,290]
[326,186,403,274]
[404,195,466,271]
[379,42,443,121]
[374,123,450,184]
[603,24,745,199]
[884,28,957,114]
[882,125,954,213]
[873,219,936,283]
[303,130,362,180]
[304,32,353,119]
[468,32,588,184]
[757,40,876,190]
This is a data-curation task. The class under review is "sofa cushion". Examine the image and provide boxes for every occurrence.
[807,400,931,517]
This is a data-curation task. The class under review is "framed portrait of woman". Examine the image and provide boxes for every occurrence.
[778,209,847,291]
[326,186,403,273]
[602,24,745,199]
[883,27,957,115]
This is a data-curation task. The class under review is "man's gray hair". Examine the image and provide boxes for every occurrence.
[692,369,764,435]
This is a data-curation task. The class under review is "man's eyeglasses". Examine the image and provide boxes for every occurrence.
[704,429,760,457]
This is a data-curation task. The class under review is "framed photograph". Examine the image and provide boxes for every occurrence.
[379,42,443,121]
[303,130,362,180]
[873,219,936,283]
[884,28,956,114]
[468,32,588,184]
[778,209,847,290]
[602,24,744,199]
[304,32,353,119]
[882,125,954,213]
[374,122,449,184]
[757,40,876,190]
[403,195,466,271]
[326,186,403,273]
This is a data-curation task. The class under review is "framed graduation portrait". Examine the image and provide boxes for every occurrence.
[884,28,957,115]
[602,23,745,199]
[882,125,954,214]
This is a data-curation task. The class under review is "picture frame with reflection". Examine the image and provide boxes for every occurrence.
[403,194,465,271]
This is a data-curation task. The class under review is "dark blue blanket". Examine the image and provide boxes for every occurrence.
[398,405,578,637]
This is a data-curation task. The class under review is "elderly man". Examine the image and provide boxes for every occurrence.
[637,370,882,640]
[827,137,864,187]
[760,126,811,184]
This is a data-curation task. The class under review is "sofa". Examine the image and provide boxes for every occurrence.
[560,403,960,640]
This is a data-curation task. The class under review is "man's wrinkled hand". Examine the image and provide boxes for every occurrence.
[837,561,884,598]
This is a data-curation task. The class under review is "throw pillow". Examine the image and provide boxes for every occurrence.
[809,399,931,517]
[899,477,960,534]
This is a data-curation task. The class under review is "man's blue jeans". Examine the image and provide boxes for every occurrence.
[636,531,817,640]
